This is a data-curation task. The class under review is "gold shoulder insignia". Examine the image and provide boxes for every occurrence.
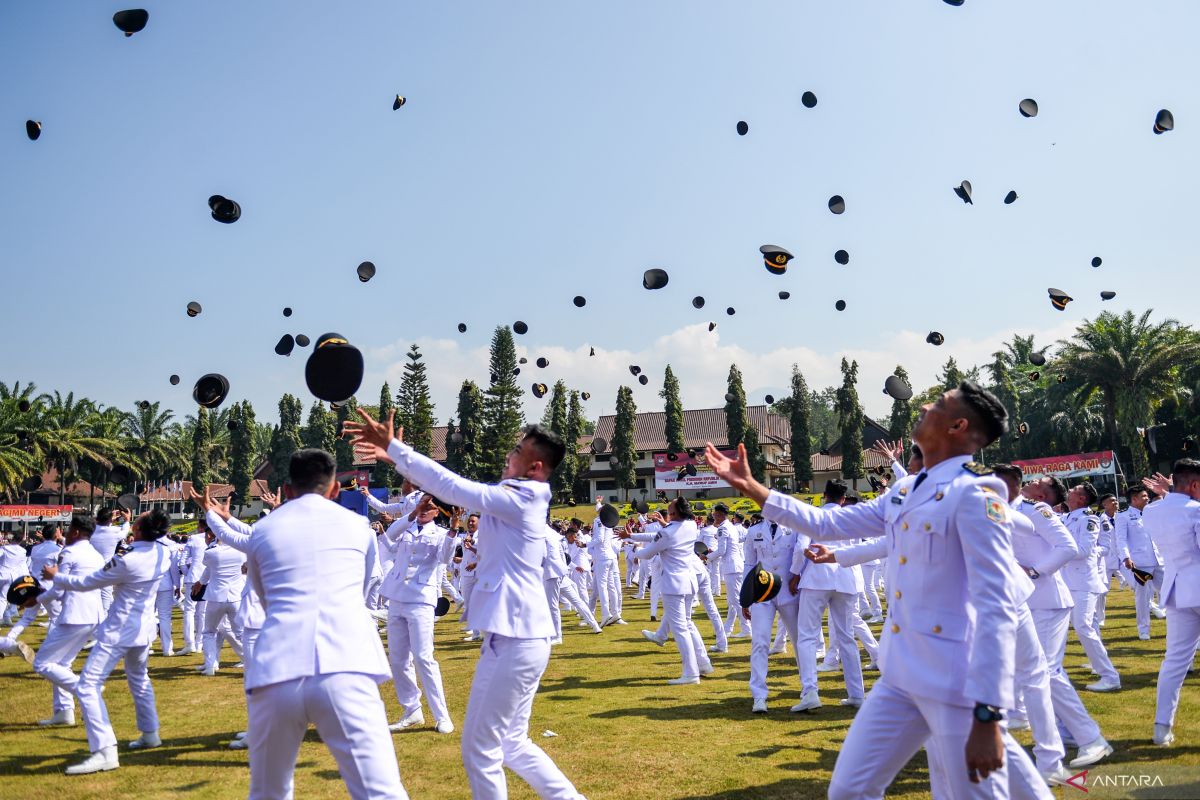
[963,461,993,476]
[980,486,997,495]
[1039,508,1053,520]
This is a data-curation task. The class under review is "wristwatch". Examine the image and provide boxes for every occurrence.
[973,703,1004,724]
[1024,566,1040,580]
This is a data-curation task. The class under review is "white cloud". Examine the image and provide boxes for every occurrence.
[364,319,1081,424]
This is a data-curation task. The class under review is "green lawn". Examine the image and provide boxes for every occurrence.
[1,582,1197,799]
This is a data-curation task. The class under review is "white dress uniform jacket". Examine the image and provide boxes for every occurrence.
[380,521,454,606]
[1143,492,1200,609]
[200,543,248,603]
[1011,499,1077,609]
[182,533,208,583]
[1117,507,1162,567]
[386,440,554,639]
[244,494,389,690]
[205,513,265,631]
[42,539,106,625]
[744,521,800,605]
[1061,509,1106,593]
[791,504,864,594]
[762,455,1021,710]
[30,540,63,581]
[89,523,129,564]
[53,540,173,647]
[714,520,744,575]
[634,519,700,595]
[0,543,27,580]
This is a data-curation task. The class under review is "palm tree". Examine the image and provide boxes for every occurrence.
[125,402,179,481]
[1055,310,1200,477]
[0,383,40,500]
[37,391,124,504]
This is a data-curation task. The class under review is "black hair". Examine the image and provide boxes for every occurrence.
[672,497,695,520]
[713,503,729,515]
[141,508,171,541]
[910,443,922,461]
[824,480,848,503]
[1044,476,1068,506]
[1125,484,1149,501]
[957,381,1009,446]
[289,448,337,495]
[844,496,860,506]
[70,514,96,537]
[96,507,114,525]
[1172,458,1200,484]
[1098,493,1116,505]
[992,463,1023,486]
[522,424,566,472]
[1076,482,1098,505]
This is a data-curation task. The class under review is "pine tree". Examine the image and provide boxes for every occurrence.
[986,355,1020,462]
[837,358,865,481]
[611,386,638,501]
[546,381,570,499]
[940,357,965,392]
[454,380,485,481]
[724,364,748,446]
[743,424,767,483]
[302,401,337,453]
[661,365,685,455]
[480,326,524,481]
[395,344,436,456]
[229,401,255,511]
[789,364,813,488]
[190,405,212,492]
[268,394,303,491]
[444,419,462,474]
[334,397,359,472]
[562,390,584,503]
[372,383,396,487]
[887,365,914,445]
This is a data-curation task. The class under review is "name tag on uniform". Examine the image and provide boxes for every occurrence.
[891,496,903,505]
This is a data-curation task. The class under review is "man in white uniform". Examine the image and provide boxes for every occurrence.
[179,518,208,654]
[743,517,801,712]
[244,449,407,799]
[459,513,482,640]
[705,381,1050,799]
[43,508,174,775]
[349,412,586,800]
[89,507,130,615]
[1117,486,1164,639]
[590,499,624,626]
[195,524,247,675]
[714,504,750,638]
[1060,483,1120,692]
[697,515,721,596]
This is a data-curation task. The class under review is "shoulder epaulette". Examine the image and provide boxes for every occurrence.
[963,462,993,476]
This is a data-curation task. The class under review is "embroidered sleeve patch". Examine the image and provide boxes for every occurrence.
[986,497,1008,524]
[1039,508,1053,520]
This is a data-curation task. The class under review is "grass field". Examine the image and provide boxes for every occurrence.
[1,579,1197,799]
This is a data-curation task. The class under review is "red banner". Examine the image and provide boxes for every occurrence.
[653,450,735,490]
[1012,451,1116,481]
[0,505,74,522]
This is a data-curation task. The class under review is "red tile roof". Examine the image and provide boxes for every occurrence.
[591,405,791,452]
[138,479,269,503]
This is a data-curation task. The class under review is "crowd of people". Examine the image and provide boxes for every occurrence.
[1,382,1198,800]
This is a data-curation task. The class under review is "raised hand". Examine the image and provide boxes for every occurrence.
[804,543,837,564]
[261,489,281,510]
[344,408,402,464]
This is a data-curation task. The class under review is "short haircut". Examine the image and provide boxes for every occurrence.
[468,513,481,521]
[1125,484,1149,501]
[1044,476,1068,506]
[992,463,1023,486]
[672,497,695,520]
[910,443,922,461]
[957,381,1009,446]
[289,448,337,495]
[844,496,860,506]
[141,508,171,541]
[1173,458,1200,484]
[1077,482,1098,505]
[522,425,566,472]
[96,507,114,525]
[713,503,729,515]
[70,514,96,537]
[824,480,848,503]
[1098,493,1116,505]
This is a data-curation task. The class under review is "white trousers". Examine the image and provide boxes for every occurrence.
[462,633,584,799]
[593,560,620,620]
[553,577,598,632]
[366,576,383,610]
[749,599,800,700]
[440,567,463,603]
[181,594,206,650]
[545,579,564,640]
[722,572,750,635]
[696,569,728,650]
[1133,565,1165,636]
[1030,607,1102,744]
[32,622,94,713]
[797,589,863,699]
[648,567,662,618]
[708,561,722,596]
[75,640,159,751]
[247,672,407,800]
[1011,604,1064,773]
[155,589,176,655]
[662,593,708,680]
[860,563,883,616]
[1155,605,1200,728]
[461,573,478,631]
[386,602,450,724]
[828,679,1047,800]
[203,600,244,669]
[1069,590,1118,683]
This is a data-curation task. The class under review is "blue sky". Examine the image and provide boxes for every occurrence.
[3,1,1197,426]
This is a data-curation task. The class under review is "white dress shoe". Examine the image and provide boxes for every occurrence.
[667,676,700,685]
[549,638,563,646]
[65,746,119,775]
[863,661,879,671]
[39,709,76,726]
[388,710,425,731]
[228,738,248,750]
[839,698,863,708]
[435,719,454,734]
[233,731,248,739]
[699,663,715,676]
[641,630,665,646]
[1070,736,1113,768]
[1153,724,1175,746]
[613,618,627,625]
[590,624,603,634]
[1041,766,1071,786]
[129,731,162,749]
[708,644,727,653]
[791,690,821,713]
[768,645,787,655]
[751,698,768,713]
[816,661,839,673]
[866,615,885,624]
[1151,605,1167,619]
[1007,717,1030,731]
[1138,632,1151,640]
[1085,678,1121,693]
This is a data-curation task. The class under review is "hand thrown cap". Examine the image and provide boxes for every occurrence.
[305,333,363,403]
[193,374,229,408]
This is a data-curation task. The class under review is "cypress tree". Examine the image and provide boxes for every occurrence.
[229,401,255,511]
[661,364,685,455]
[546,381,570,499]
[372,383,396,487]
[480,326,524,481]
[302,401,337,453]
[837,358,865,481]
[789,364,813,489]
[454,380,485,481]
[940,357,965,392]
[724,364,748,447]
[395,344,436,456]
[334,397,359,472]
[268,394,304,491]
[611,386,638,501]
[887,365,914,445]
[562,390,584,503]
[190,405,212,493]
